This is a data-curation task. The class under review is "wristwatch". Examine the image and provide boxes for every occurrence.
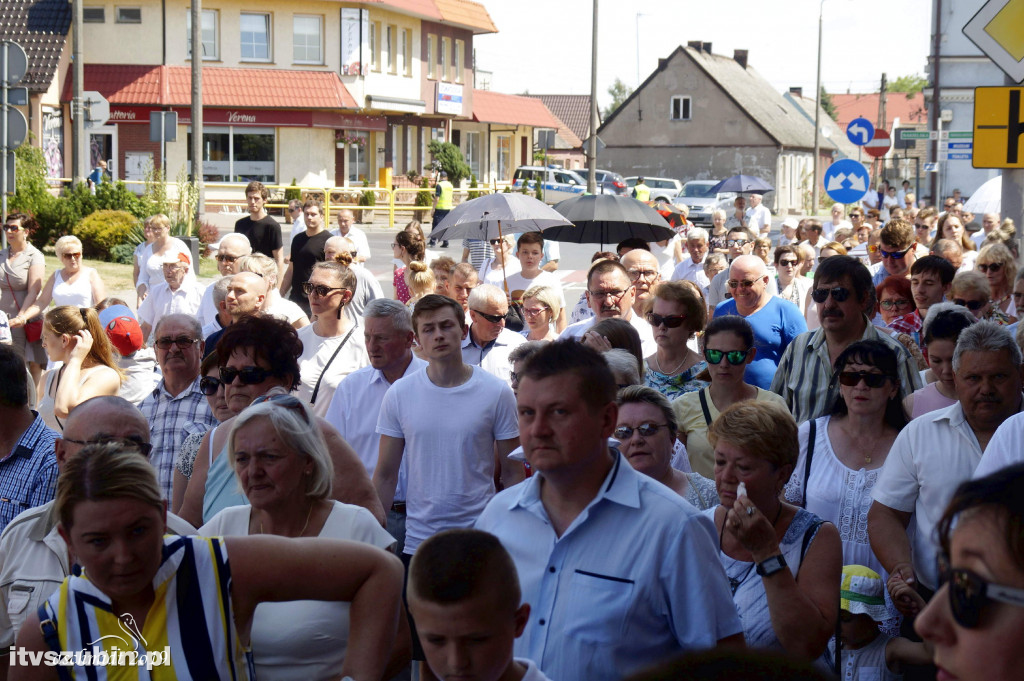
[755,554,788,577]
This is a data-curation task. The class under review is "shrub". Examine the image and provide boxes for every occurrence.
[426,141,471,186]
[503,185,512,194]
[197,220,220,256]
[11,141,55,221]
[535,180,544,202]
[32,183,96,248]
[109,243,137,265]
[74,210,140,260]
[468,174,481,200]
[284,179,301,203]
[358,178,376,207]
[415,177,433,208]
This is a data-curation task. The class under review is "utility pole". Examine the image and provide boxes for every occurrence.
[875,72,887,183]
[72,0,86,185]
[190,0,204,216]
[587,0,598,195]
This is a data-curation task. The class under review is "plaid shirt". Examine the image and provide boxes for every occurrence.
[888,310,923,345]
[141,376,218,498]
[770,316,924,424]
[0,413,59,533]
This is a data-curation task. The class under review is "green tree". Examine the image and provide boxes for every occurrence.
[820,86,838,122]
[889,74,928,95]
[605,78,633,118]
[10,140,54,218]
[426,141,471,186]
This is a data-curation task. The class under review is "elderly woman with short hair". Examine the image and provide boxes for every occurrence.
[705,401,842,661]
[615,385,718,509]
[13,236,105,325]
[951,270,1012,324]
[709,209,729,254]
[774,245,810,316]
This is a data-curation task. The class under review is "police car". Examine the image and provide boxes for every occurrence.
[512,165,587,204]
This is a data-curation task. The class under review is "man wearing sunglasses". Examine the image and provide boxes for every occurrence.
[559,260,657,356]
[140,315,218,498]
[461,285,526,386]
[871,219,918,286]
[199,233,252,328]
[869,322,1024,618]
[713,255,806,390]
[771,256,922,424]
[706,228,777,315]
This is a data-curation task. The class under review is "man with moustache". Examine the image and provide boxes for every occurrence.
[771,256,922,424]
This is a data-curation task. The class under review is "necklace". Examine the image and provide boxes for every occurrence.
[259,502,315,538]
[656,352,690,376]
[719,502,784,595]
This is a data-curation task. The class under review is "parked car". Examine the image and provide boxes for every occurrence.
[678,180,737,225]
[624,176,683,203]
[591,169,630,196]
[512,165,587,204]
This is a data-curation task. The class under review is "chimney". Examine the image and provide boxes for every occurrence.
[687,40,702,50]
[658,57,668,70]
[734,49,749,68]
[702,42,712,54]
[789,86,803,98]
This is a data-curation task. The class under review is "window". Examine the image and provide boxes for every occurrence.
[186,9,218,60]
[116,7,141,23]
[293,15,322,64]
[454,39,464,83]
[496,135,511,182]
[187,126,276,182]
[405,126,414,173]
[427,34,437,79]
[83,7,105,22]
[440,37,450,82]
[401,29,412,77]
[240,13,271,61]
[347,131,369,183]
[465,131,480,178]
[386,25,396,74]
[370,21,380,72]
[670,95,691,121]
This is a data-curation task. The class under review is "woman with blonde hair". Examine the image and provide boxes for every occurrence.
[135,213,192,300]
[521,284,561,342]
[38,306,122,431]
[975,242,1017,319]
[951,270,1012,324]
[819,241,848,260]
[15,236,105,323]
[403,261,435,309]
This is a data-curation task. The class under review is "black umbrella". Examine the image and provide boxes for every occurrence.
[708,174,774,194]
[544,195,675,248]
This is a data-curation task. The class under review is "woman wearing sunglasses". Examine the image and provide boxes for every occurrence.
[975,243,1017,320]
[641,281,708,400]
[0,213,47,391]
[13,236,105,330]
[478,235,521,289]
[296,261,369,417]
[177,315,383,529]
[876,275,916,327]
[705,400,842,661]
[774,245,810,316]
[914,464,1024,681]
[199,396,404,680]
[673,315,788,478]
[615,386,719,510]
[950,270,1013,324]
[784,340,907,626]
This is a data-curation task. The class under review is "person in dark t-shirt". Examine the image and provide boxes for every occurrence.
[281,200,330,316]
[234,180,283,276]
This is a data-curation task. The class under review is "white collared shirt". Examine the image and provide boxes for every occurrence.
[461,326,527,386]
[475,452,742,681]
[973,411,1024,479]
[137,280,206,336]
[339,225,371,262]
[670,256,709,288]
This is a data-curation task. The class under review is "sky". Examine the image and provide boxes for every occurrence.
[474,0,933,110]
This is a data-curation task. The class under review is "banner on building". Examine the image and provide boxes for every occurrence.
[340,8,369,76]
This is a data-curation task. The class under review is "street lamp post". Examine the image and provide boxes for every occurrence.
[812,0,825,216]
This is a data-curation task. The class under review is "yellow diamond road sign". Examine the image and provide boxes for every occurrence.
[964,0,1024,82]
[973,87,1024,168]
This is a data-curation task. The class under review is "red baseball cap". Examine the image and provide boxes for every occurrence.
[98,305,143,356]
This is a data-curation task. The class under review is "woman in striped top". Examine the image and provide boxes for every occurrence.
[11,442,402,681]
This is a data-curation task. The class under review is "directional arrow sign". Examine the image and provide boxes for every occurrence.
[865,129,891,158]
[846,117,875,146]
[823,159,870,204]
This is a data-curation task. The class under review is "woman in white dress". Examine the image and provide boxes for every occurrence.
[16,236,104,323]
[136,213,192,300]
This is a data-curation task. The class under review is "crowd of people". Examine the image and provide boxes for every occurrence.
[0,177,1021,681]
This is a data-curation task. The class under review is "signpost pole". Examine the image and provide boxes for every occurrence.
[2,42,10,236]
[1000,77,1024,256]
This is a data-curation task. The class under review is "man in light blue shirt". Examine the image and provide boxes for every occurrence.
[475,340,744,681]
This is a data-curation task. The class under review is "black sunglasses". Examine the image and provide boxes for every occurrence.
[302,282,346,298]
[646,312,688,328]
[704,348,750,365]
[473,309,505,324]
[778,259,799,267]
[811,286,851,303]
[954,298,986,311]
[219,365,273,385]
[61,436,154,458]
[837,371,891,388]
[613,422,670,440]
[977,263,1003,273]
[215,253,238,263]
[880,247,912,260]
[199,376,222,396]
[939,559,1024,628]
[154,335,198,350]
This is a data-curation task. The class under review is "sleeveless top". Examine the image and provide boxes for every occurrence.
[42,535,255,680]
[39,368,93,433]
[703,506,825,650]
[53,269,94,308]
[910,381,957,420]
[203,425,249,524]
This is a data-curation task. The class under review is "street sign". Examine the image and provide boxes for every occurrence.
[0,42,28,87]
[149,111,178,143]
[823,158,870,204]
[945,153,974,160]
[3,106,27,148]
[942,131,973,139]
[963,0,1024,83]
[846,117,874,146]
[924,162,938,172]
[973,86,1024,168]
[864,129,891,158]
[899,130,937,140]
[82,91,110,129]
[945,142,974,150]
[583,135,605,154]
[6,87,27,106]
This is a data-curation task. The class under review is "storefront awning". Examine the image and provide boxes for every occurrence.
[471,89,561,128]
[61,64,358,109]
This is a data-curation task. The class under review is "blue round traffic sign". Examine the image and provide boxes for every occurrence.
[823,159,870,204]
[846,117,875,147]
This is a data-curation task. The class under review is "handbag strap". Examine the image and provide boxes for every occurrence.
[37,602,73,681]
[698,388,713,426]
[800,419,817,509]
[310,326,356,405]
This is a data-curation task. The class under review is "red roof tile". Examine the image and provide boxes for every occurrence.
[472,90,560,128]
[63,64,357,109]
[831,92,928,128]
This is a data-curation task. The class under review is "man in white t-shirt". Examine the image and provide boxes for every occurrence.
[744,192,772,235]
[822,205,852,241]
[504,233,566,330]
[336,209,369,263]
[373,294,523,559]
[462,285,526,386]
[559,260,657,356]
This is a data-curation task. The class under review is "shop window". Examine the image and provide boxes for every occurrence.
[427,34,437,80]
[187,126,275,183]
[454,39,464,83]
[405,126,414,174]
[402,29,413,77]
[347,131,369,183]
[670,95,691,121]
[370,22,380,72]
[83,7,105,22]
[496,135,511,182]
[116,7,141,23]
[241,13,271,62]
[465,131,480,178]
[293,15,322,64]
[440,37,450,82]
[186,9,218,60]
[386,25,396,74]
